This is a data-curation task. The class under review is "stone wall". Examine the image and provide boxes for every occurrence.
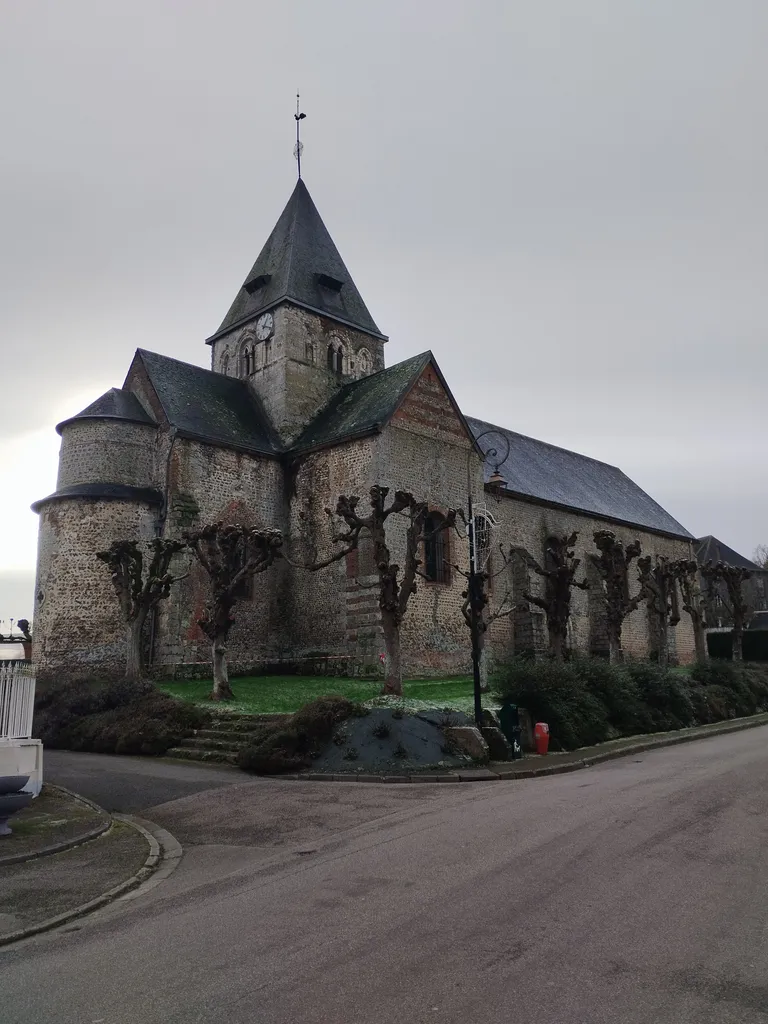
[33,498,159,683]
[284,436,380,673]
[56,419,158,489]
[483,495,697,666]
[150,438,285,676]
[210,303,385,444]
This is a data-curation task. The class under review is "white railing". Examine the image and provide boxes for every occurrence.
[0,662,36,741]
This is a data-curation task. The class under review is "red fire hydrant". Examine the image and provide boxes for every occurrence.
[534,722,550,756]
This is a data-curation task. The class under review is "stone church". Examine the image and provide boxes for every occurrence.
[32,179,696,682]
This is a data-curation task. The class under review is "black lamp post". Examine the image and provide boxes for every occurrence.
[466,432,510,728]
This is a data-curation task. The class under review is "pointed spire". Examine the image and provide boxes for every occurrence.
[208,180,385,342]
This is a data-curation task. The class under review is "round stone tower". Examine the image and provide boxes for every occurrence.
[32,388,162,683]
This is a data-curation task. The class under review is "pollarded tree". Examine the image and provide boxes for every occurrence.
[590,531,643,664]
[670,559,708,663]
[511,533,589,662]
[185,523,283,700]
[305,486,456,696]
[97,538,188,684]
[636,555,680,668]
[454,541,514,692]
[700,561,752,662]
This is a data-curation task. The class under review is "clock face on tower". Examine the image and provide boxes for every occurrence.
[255,313,274,341]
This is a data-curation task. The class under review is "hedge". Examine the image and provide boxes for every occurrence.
[494,658,768,751]
[34,678,210,756]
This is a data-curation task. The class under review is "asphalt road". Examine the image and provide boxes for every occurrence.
[4,728,768,1023]
[43,749,243,811]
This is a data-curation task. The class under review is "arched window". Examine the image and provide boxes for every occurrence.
[327,341,345,375]
[220,352,230,377]
[424,512,449,584]
[264,338,272,365]
[356,347,372,378]
[305,340,315,365]
[242,346,251,376]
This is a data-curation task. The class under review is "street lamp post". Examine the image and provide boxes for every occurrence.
[466,431,510,728]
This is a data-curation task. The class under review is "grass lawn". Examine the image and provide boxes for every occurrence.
[158,674,489,715]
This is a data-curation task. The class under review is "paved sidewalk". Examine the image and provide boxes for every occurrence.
[0,820,149,940]
[0,786,109,865]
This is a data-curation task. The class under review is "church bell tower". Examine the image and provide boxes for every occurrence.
[206,179,387,445]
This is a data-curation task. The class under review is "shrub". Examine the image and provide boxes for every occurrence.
[34,680,208,756]
[573,659,655,738]
[239,694,360,775]
[494,658,611,750]
[622,662,695,731]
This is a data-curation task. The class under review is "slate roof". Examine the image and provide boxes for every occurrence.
[208,180,385,343]
[290,352,432,453]
[695,535,761,570]
[32,482,163,513]
[133,350,280,456]
[467,418,693,539]
[56,388,155,434]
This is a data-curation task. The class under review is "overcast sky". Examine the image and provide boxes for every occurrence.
[1,0,766,621]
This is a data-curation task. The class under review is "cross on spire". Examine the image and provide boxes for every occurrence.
[294,93,306,178]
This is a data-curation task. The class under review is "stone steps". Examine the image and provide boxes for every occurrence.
[166,713,292,766]
[165,746,239,765]
[179,735,245,753]
[195,727,264,743]
[207,713,291,733]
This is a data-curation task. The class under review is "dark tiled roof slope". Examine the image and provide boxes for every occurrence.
[290,352,432,453]
[134,350,280,455]
[56,388,154,434]
[210,180,384,341]
[467,417,693,539]
[695,535,762,570]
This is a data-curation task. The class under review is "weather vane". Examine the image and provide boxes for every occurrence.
[294,92,306,178]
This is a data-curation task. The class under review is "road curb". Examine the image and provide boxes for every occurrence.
[0,785,112,868]
[0,810,179,949]
[265,712,768,784]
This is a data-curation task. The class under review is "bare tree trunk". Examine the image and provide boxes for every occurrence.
[732,628,744,662]
[550,629,565,663]
[381,619,403,696]
[607,630,623,665]
[125,612,147,684]
[692,619,708,663]
[657,617,669,669]
[479,641,490,693]
[211,638,234,700]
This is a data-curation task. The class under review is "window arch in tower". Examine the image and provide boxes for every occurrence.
[327,339,345,375]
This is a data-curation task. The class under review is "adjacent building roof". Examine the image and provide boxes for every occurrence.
[467,418,693,539]
[132,350,280,456]
[56,388,155,434]
[290,352,432,453]
[208,180,385,343]
[695,535,762,570]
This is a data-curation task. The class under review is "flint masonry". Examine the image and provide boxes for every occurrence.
[32,179,696,682]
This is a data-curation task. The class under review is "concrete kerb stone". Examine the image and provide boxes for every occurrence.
[0,801,180,949]
[262,712,768,786]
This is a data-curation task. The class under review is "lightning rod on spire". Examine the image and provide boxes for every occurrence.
[294,92,306,179]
